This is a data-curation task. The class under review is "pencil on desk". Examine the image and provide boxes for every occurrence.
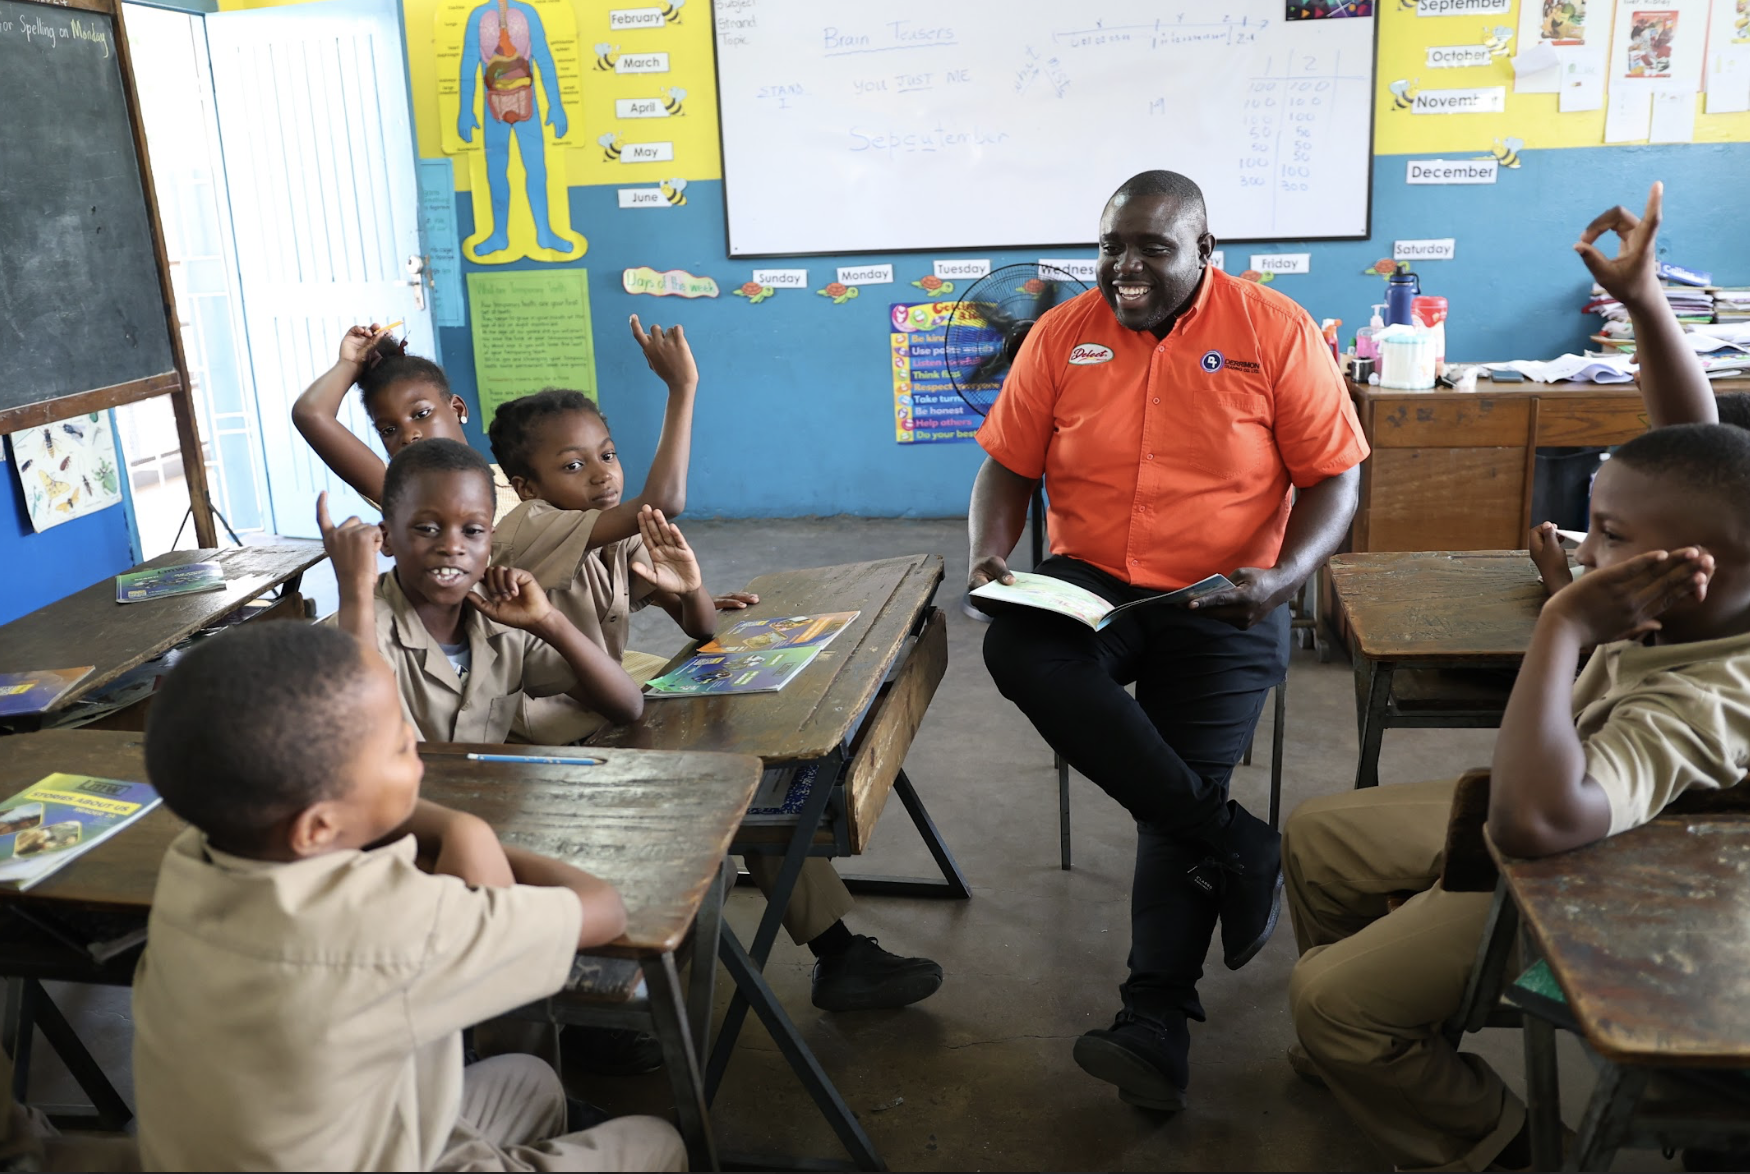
[465,752,601,766]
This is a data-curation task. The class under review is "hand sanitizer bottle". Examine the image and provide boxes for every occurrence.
[1355,303,1386,361]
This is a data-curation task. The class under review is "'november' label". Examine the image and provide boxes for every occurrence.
[1412,87,1507,114]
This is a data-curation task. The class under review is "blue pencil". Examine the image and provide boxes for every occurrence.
[465,753,601,766]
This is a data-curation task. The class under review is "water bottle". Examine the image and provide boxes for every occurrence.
[1385,271,1421,327]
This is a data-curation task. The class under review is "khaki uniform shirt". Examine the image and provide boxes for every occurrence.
[1574,628,1750,835]
[490,500,656,662]
[133,828,581,1172]
[367,570,580,743]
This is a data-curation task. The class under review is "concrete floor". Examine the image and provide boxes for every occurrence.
[27,518,1683,1171]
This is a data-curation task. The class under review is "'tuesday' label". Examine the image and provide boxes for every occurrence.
[1068,343,1114,365]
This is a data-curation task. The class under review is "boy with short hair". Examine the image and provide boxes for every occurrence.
[1283,193,1750,1170]
[320,437,652,742]
[131,621,684,1171]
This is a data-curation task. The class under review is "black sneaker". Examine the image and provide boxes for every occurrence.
[561,1025,664,1075]
[1072,1009,1190,1112]
[1188,801,1283,971]
[811,935,943,1011]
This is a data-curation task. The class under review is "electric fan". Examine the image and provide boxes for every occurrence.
[945,264,1089,619]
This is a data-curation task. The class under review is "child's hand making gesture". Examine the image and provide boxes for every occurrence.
[468,566,557,630]
[318,490,385,647]
[629,506,703,596]
[1529,521,1574,593]
[336,323,394,371]
[1541,546,1712,645]
[629,314,698,394]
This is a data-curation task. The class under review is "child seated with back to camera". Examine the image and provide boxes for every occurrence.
[486,332,946,1015]
[130,621,686,1172]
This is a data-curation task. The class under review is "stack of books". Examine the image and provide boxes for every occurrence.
[1715,289,1750,324]
[1583,283,1717,346]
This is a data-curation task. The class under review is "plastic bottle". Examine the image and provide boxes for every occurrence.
[1385,271,1420,326]
[1355,303,1386,361]
[1412,295,1448,372]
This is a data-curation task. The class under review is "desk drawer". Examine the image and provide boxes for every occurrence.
[1366,398,1530,448]
[1362,448,1527,551]
[1535,398,1649,446]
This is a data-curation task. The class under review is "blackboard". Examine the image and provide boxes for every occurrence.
[0,0,175,418]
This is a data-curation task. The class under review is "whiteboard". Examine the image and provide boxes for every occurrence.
[713,2,1376,256]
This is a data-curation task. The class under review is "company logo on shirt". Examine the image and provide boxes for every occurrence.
[1067,343,1114,365]
[1200,350,1225,372]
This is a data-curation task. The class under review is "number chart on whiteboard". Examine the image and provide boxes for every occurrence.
[714,2,1376,256]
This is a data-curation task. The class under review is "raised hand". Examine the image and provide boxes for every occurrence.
[1188,565,1295,629]
[468,565,554,630]
[316,490,383,591]
[628,506,703,596]
[713,591,760,611]
[1542,546,1712,645]
[629,314,698,392]
[1574,181,1664,306]
[337,324,389,368]
[1529,521,1574,593]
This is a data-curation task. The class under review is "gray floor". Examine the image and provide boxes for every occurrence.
[27,518,1682,1171]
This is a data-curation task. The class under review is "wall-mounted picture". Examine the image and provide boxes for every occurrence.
[1624,9,1679,77]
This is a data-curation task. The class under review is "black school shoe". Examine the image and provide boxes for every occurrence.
[811,935,944,1011]
[1072,1009,1190,1112]
[1187,800,1284,971]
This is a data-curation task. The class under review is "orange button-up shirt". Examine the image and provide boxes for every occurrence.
[977,270,1369,590]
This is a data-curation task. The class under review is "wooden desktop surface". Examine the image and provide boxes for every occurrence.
[1329,550,1546,662]
[0,730,762,957]
[0,544,324,711]
[591,554,944,764]
[1499,814,1750,1067]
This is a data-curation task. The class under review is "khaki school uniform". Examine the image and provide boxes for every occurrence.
[133,828,683,1172]
[364,570,584,743]
[493,499,853,943]
[1284,630,1750,1171]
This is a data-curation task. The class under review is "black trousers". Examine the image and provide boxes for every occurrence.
[983,556,1289,1021]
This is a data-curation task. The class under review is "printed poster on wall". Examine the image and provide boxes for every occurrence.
[7,414,124,533]
[889,302,999,446]
[467,269,596,426]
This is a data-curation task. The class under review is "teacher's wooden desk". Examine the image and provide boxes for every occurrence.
[1329,550,1545,789]
[1347,375,1750,553]
[0,730,761,1172]
[0,543,324,731]
[592,553,960,1172]
[1495,815,1750,1170]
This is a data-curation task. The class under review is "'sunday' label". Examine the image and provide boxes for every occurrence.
[752,269,809,288]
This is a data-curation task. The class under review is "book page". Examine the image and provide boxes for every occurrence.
[969,572,1112,629]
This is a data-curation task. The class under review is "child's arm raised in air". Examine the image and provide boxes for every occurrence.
[1488,546,1712,858]
[469,565,646,725]
[1576,182,1715,428]
[587,315,698,549]
[293,326,394,504]
[499,844,629,948]
[629,506,718,641]
[317,490,383,648]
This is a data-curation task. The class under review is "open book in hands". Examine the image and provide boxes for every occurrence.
[970,571,1235,630]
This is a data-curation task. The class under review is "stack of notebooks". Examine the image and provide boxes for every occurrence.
[644,612,860,697]
[1584,283,1716,345]
[1714,288,1750,325]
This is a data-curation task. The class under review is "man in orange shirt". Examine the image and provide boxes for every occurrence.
[970,171,1368,1112]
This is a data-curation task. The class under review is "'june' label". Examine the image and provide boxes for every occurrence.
[617,188,669,208]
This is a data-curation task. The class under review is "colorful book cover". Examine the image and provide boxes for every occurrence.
[115,562,226,604]
[0,773,162,891]
[0,667,95,718]
[698,611,861,654]
[744,763,819,824]
[644,646,822,697]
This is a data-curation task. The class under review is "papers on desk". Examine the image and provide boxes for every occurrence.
[645,646,821,696]
[0,667,94,718]
[1486,354,1637,384]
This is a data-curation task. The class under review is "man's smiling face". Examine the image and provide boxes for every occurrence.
[1096,193,1213,337]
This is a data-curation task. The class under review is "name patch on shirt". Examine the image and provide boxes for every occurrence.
[1068,343,1114,365]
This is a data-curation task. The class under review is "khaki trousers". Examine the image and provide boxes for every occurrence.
[740,856,856,945]
[439,1055,686,1172]
[1283,779,1525,1172]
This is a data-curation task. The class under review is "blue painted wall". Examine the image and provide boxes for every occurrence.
[432,142,1747,519]
[0,463,135,624]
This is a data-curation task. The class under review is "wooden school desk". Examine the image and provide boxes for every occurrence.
[0,730,762,1172]
[0,544,324,731]
[1493,814,1750,1170]
[1329,551,1545,789]
[591,553,960,1171]
[1347,375,1750,553]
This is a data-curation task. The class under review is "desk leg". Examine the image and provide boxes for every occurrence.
[714,928,886,1173]
[644,951,719,1173]
[688,860,732,1064]
[838,772,972,899]
[1568,1062,1647,1172]
[1354,663,1393,790]
[3,979,131,1131]
[1523,1014,1562,1172]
